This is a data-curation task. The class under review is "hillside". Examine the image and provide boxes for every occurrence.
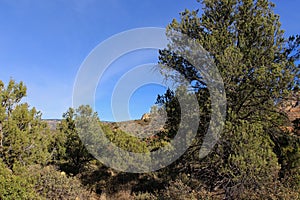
[44,113,166,137]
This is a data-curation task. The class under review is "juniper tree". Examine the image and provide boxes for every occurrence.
[0,79,52,169]
[57,106,97,174]
[157,0,300,198]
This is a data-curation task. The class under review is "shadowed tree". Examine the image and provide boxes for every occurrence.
[57,106,97,174]
[157,0,300,198]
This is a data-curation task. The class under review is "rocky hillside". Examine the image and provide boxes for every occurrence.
[279,92,300,134]
[282,100,300,122]
[44,113,166,137]
[45,98,300,136]
[101,113,166,138]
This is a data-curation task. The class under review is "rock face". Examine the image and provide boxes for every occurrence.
[101,113,166,138]
[280,93,300,122]
[141,113,151,122]
[285,101,300,122]
[279,92,300,135]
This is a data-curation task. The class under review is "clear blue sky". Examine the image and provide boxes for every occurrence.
[0,0,299,121]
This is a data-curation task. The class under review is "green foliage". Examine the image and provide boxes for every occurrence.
[0,79,95,199]
[29,165,92,199]
[57,104,154,173]
[1,0,300,198]
[156,88,181,138]
[57,106,97,174]
[156,0,300,198]
[0,160,92,200]
[159,0,298,123]
[221,119,280,198]
[0,79,52,168]
[99,123,152,172]
[0,160,39,200]
[101,123,149,153]
[278,122,300,190]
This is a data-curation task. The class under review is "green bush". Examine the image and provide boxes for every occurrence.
[0,161,39,200]
[29,165,92,200]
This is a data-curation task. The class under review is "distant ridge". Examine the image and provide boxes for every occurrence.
[43,119,61,131]
[43,113,166,136]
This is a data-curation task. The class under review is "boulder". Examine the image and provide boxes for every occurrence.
[141,113,151,122]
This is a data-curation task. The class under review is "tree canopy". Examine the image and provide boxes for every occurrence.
[0,80,52,169]
[157,0,300,198]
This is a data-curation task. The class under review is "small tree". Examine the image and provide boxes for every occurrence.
[0,160,39,200]
[0,79,51,169]
[57,106,97,174]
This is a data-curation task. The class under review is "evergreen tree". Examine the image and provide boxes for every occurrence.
[157,0,300,198]
[57,106,97,174]
[159,0,299,124]
[0,79,51,169]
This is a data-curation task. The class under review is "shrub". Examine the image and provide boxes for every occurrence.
[28,165,93,200]
[0,160,39,200]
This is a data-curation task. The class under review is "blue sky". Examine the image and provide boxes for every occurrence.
[0,0,299,121]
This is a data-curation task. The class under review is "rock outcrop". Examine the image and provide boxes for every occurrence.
[279,92,300,135]
[280,92,300,122]
[141,113,151,122]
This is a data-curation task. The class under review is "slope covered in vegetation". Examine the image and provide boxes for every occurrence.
[1,0,300,199]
